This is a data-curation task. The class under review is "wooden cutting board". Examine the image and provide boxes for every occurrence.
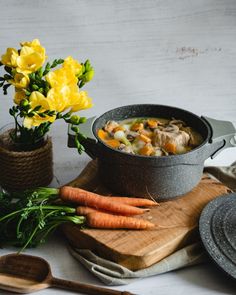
[63,160,231,271]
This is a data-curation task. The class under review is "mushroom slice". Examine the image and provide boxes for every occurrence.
[104,120,119,133]
[169,119,186,127]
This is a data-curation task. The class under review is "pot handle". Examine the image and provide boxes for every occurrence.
[68,116,98,159]
[201,116,236,158]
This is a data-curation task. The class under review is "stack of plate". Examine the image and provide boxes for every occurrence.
[199,193,236,280]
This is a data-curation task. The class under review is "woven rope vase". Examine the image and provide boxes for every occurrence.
[0,137,53,191]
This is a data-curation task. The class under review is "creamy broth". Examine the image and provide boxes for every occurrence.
[98,117,203,156]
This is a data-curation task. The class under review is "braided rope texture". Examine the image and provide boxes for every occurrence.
[0,138,53,191]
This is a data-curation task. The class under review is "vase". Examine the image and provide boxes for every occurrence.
[0,124,53,192]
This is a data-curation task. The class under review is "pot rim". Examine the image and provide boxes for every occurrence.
[92,103,211,161]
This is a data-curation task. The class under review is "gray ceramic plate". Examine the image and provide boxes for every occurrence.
[199,193,236,280]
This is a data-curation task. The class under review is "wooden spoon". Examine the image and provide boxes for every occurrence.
[0,253,134,295]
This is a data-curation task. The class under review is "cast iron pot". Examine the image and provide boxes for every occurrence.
[68,104,236,200]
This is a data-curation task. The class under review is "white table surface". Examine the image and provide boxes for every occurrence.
[0,1,236,294]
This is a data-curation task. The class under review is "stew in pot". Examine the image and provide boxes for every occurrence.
[98,117,203,156]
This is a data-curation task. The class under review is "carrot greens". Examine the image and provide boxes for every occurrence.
[0,187,85,250]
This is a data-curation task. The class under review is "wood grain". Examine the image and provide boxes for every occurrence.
[0,253,133,295]
[63,161,231,270]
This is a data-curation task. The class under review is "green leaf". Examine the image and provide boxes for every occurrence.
[77,132,87,141]
[3,83,11,95]
[84,59,91,71]
[32,84,39,90]
[48,111,56,116]
[20,99,29,109]
[79,80,85,88]
[82,70,94,83]
[0,82,4,87]
[79,117,87,124]
[43,62,51,76]
[30,73,36,80]
[45,62,50,70]
[9,108,15,116]
[33,105,41,112]
[70,115,80,125]
[63,112,71,118]
[13,106,18,112]
[4,66,12,74]
[71,126,79,133]
[38,113,46,118]
[43,69,50,76]
[4,74,12,80]
[37,67,44,79]
[51,60,58,68]
[25,90,31,96]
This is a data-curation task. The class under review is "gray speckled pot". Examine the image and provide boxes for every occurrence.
[68,104,236,200]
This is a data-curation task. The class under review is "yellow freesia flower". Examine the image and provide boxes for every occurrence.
[29,91,53,111]
[20,39,41,48]
[46,86,70,112]
[10,72,30,88]
[16,39,46,74]
[23,91,56,128]
[70,90,93,112]
[14,88,26,105]
[47,83,79,112]
[1,48,18,67]
[63,56,82,76]
[46,66,78,88]
[47,81,92,114]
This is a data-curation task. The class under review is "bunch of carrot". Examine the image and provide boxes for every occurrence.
[60,186,158,230]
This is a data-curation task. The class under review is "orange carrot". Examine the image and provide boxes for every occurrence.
[86,211,155,229]
[105,139,120,148]
[106,196,159,207]
[140,129,153,138]
[147,119,158,129]
[113,126,125,133]
[76,206,107,215]
[131,122,144,132]
[60,186,149,216]
[138,134,151,143]
[139,145,154,156]
[164,142,176,154]
[97,129,109,141]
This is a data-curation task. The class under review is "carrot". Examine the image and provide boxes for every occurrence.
[97,129,109,141]
[60,186,149,216]
[113,126,125,133]
[105,139,120,148]
[106,196,159,207]
[147,119,158,129]
[138,134,151,143]
[86,211,155,229]
[140,129,153,138]
[76,206,108,215]
[139,145,154,156]
[131,122,144,132]
[164,142,176,154]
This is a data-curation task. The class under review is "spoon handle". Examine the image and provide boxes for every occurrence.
[51,277,135,295]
